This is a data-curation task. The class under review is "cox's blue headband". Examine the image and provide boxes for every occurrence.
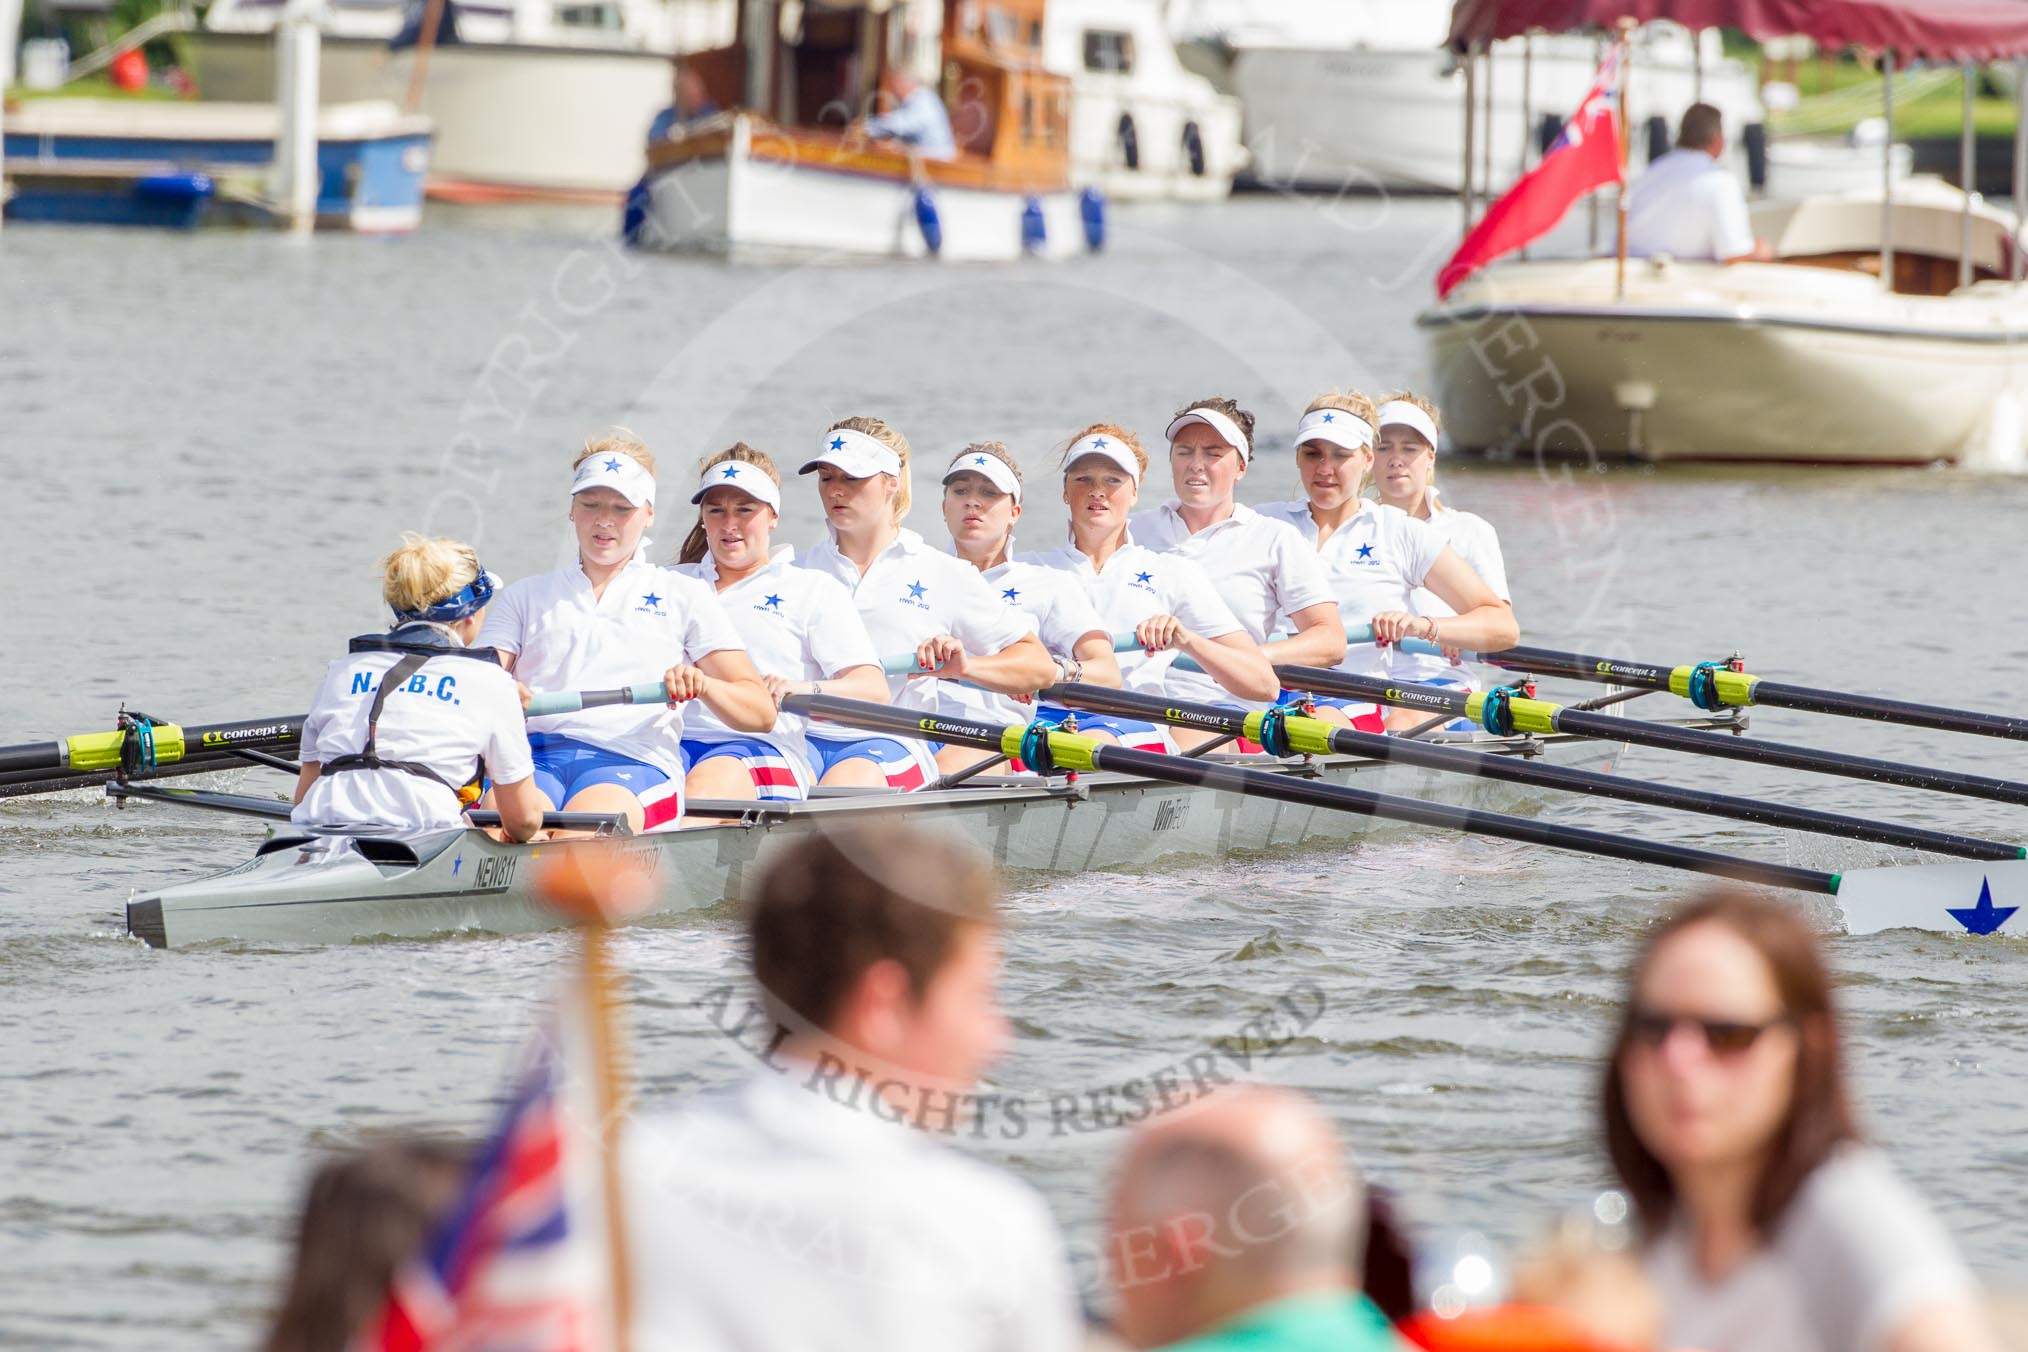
[397,568,499,624]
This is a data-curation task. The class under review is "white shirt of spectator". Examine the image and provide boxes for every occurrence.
[294,646,533,834]
[675,550,881,788]
[1023,536,1245,697]
[1626,147,1756,261]
[625,1065,1084,1352]
[1645,1146,1981,1352]
[477,552,745,777]
[798,527,1035,717]
[1254,498,1446,681]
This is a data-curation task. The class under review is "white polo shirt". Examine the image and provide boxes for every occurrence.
[674,551,882,779]
[931,549,1111,727]
[1128,501,1335,705]
[1256,498,1445,681]
[1023,536,1245,698]
[1399,498,1511,687]
[798,527,1035,719]
[625,1066,1084,1352]
[294,644,533,835]
[477,552,745,776]
[1626,147,1755,261]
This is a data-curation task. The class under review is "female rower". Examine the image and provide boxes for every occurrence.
[797,415,1055,778]
[477,435,773,832]
[1128,398,1349,723]
[1370,392,1512,692]
[940,443,1139,749]
[1254,390,1517,730]
[293,534,543,843]
[1026,425,1277,752]
[1604,888,1998,1352]
[673,444,890,798]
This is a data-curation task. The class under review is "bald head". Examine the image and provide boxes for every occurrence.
[1106,1086,1363,1348]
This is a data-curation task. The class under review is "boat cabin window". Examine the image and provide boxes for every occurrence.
[1084,29,1134,74]
[555,2,620,31]
[1021,90,1035,143]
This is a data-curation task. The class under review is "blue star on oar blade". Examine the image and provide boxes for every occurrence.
[1947,877,2019,935]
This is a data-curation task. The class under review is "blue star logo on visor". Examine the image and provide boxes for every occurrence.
[1321,413,1335,423]
[1093,438,1109,449]
[829,436,846,451]
[720,464,740,479]
[604,457,622,472]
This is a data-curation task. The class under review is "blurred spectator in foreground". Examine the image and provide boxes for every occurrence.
[624,824,1082,1352]
[1105,1084,1404,1350]
[262,1136,467,1352]
[1603,888,1999,1352]
[647,63,720,143]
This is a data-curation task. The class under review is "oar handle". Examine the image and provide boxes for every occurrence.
[525,683,670,718]
[891,625,1389,678]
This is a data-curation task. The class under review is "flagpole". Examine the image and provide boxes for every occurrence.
[1615,19,1634,299]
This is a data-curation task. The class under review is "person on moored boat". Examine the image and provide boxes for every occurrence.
[1368,392,1514,696]
[478,435,774,833]
[796,415,1055,780]
[672,444,891,800]
[1253,390,1518,732]
[851,65,957,162]
[939,443,1142,755]
[293,534,542,843]
[1626,102,1770,264]
[1024,424,1277,753]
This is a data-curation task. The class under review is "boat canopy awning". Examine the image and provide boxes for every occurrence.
[1445,0,2028,62]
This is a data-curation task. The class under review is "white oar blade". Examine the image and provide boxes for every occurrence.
[1836,858,2028,937]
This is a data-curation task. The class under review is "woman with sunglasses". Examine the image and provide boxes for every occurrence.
[797,415,1055,779]
[1256,390,1517,730]
[293,534,543,843]
[1604,889,1997,1352]
[1129,397,1349,725]
[1026,424,1278,752]
[673,444,890,799]
[1368,393,1512,693]
[479,435,773,832]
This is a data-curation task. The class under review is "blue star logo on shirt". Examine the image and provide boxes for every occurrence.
[603,457,622,472]
[640,592,664,612]
[829,436,846,451]
[1002,587,1020,602]
[1356,544,1375,560]
[762,593,784,610]
[1134,570,1153,584]
[906,580,928,600]
[720,464,740,479]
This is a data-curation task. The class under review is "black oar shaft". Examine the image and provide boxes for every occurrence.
[784,694,1838,897]
[1046,684,2020,862]
[0,715,303,778]
[1479,644,2028,742]
[1277,666,2028,809]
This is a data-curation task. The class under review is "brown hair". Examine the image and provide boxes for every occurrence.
[677,442,781,565]
[379,533,481,617]
[1060,422,1148,478]
[262,1136,469,1352]
[1678,101,1724,151]
[746,825,999,1032]
[572,429,657,477]
[828,414,912,523]
[1169,396,1255,459]
[1602,888,1860,1239]
[946,441,1023,488]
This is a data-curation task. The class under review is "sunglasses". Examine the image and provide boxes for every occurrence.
[1628,1008,1792,1056]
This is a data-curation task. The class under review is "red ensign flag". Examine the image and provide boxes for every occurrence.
[1436,47,1623,298]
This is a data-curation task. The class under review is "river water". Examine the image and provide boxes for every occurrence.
[3,195,2026,1347]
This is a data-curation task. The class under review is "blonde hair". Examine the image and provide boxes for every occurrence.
[1298,391,1379,497]
[571,429,658,477]
[1508,1220,1663,1352]
[678,443,780,566]
[1377,389,1444,509]
[381,533,482,617]
[828,415,912,523]
[1060,422,1148,478]
[947,441,1023,487]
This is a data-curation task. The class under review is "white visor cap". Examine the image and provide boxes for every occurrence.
[1376,400,1440,451]
[689,459,782,511]
[1061,432,1142,485]
[799,428,903,479]
[1295,407,1376,453]
[572,449,658,507]
[1164,407,1251,463]
[942,449,1022,503]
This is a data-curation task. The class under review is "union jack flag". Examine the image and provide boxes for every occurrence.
[358,1010,617,1352]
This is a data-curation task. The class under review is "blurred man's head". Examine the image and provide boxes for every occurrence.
[747,824,1007,1093]
[1105,1086,1363,1349]
[1678,102,1724,155]
[878,64,918,103]
[674,63,710,114]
